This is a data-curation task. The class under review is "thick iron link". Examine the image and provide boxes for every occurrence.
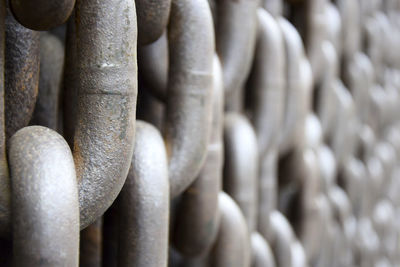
[72,0,138,228]
[166,0,214,198]
[118,121,169,266]
[215,0,258,110]
[173,55,223,257]
[209,192,251,267]
[9,126,79,267]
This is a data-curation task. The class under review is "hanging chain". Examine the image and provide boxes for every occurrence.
[0,0,400,266]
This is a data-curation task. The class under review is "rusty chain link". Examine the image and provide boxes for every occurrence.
[0,0,400,266]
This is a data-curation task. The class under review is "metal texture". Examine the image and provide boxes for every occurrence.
[73,0,137,228]
[166,0,214,198]
[10,0,75,31]
[118,121,169,267]
[5,7,39,140]
[9,126,79,267]
[1,0,400,266]
[173,55,223,256]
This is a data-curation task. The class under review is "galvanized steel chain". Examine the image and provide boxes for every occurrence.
[0,0,399,266]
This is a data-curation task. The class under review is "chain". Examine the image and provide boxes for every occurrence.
[0,0,400,266]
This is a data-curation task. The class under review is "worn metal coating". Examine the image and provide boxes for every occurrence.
[10,0,75,31]
[9,126,79,267]
[173,55,224,256]
[223,113,259,233]
[166,0,214,198]
[135,0,171,45]
[118,121,169,267]
[5,7,39,140]
[210,192,251,267]
[73,0,137,228]
[31,32,64,130]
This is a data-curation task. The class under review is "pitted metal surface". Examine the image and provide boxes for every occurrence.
[5,6,39,140]
[73,0,138,229]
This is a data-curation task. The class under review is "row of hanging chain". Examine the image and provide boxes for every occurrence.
[1,0,400,266]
